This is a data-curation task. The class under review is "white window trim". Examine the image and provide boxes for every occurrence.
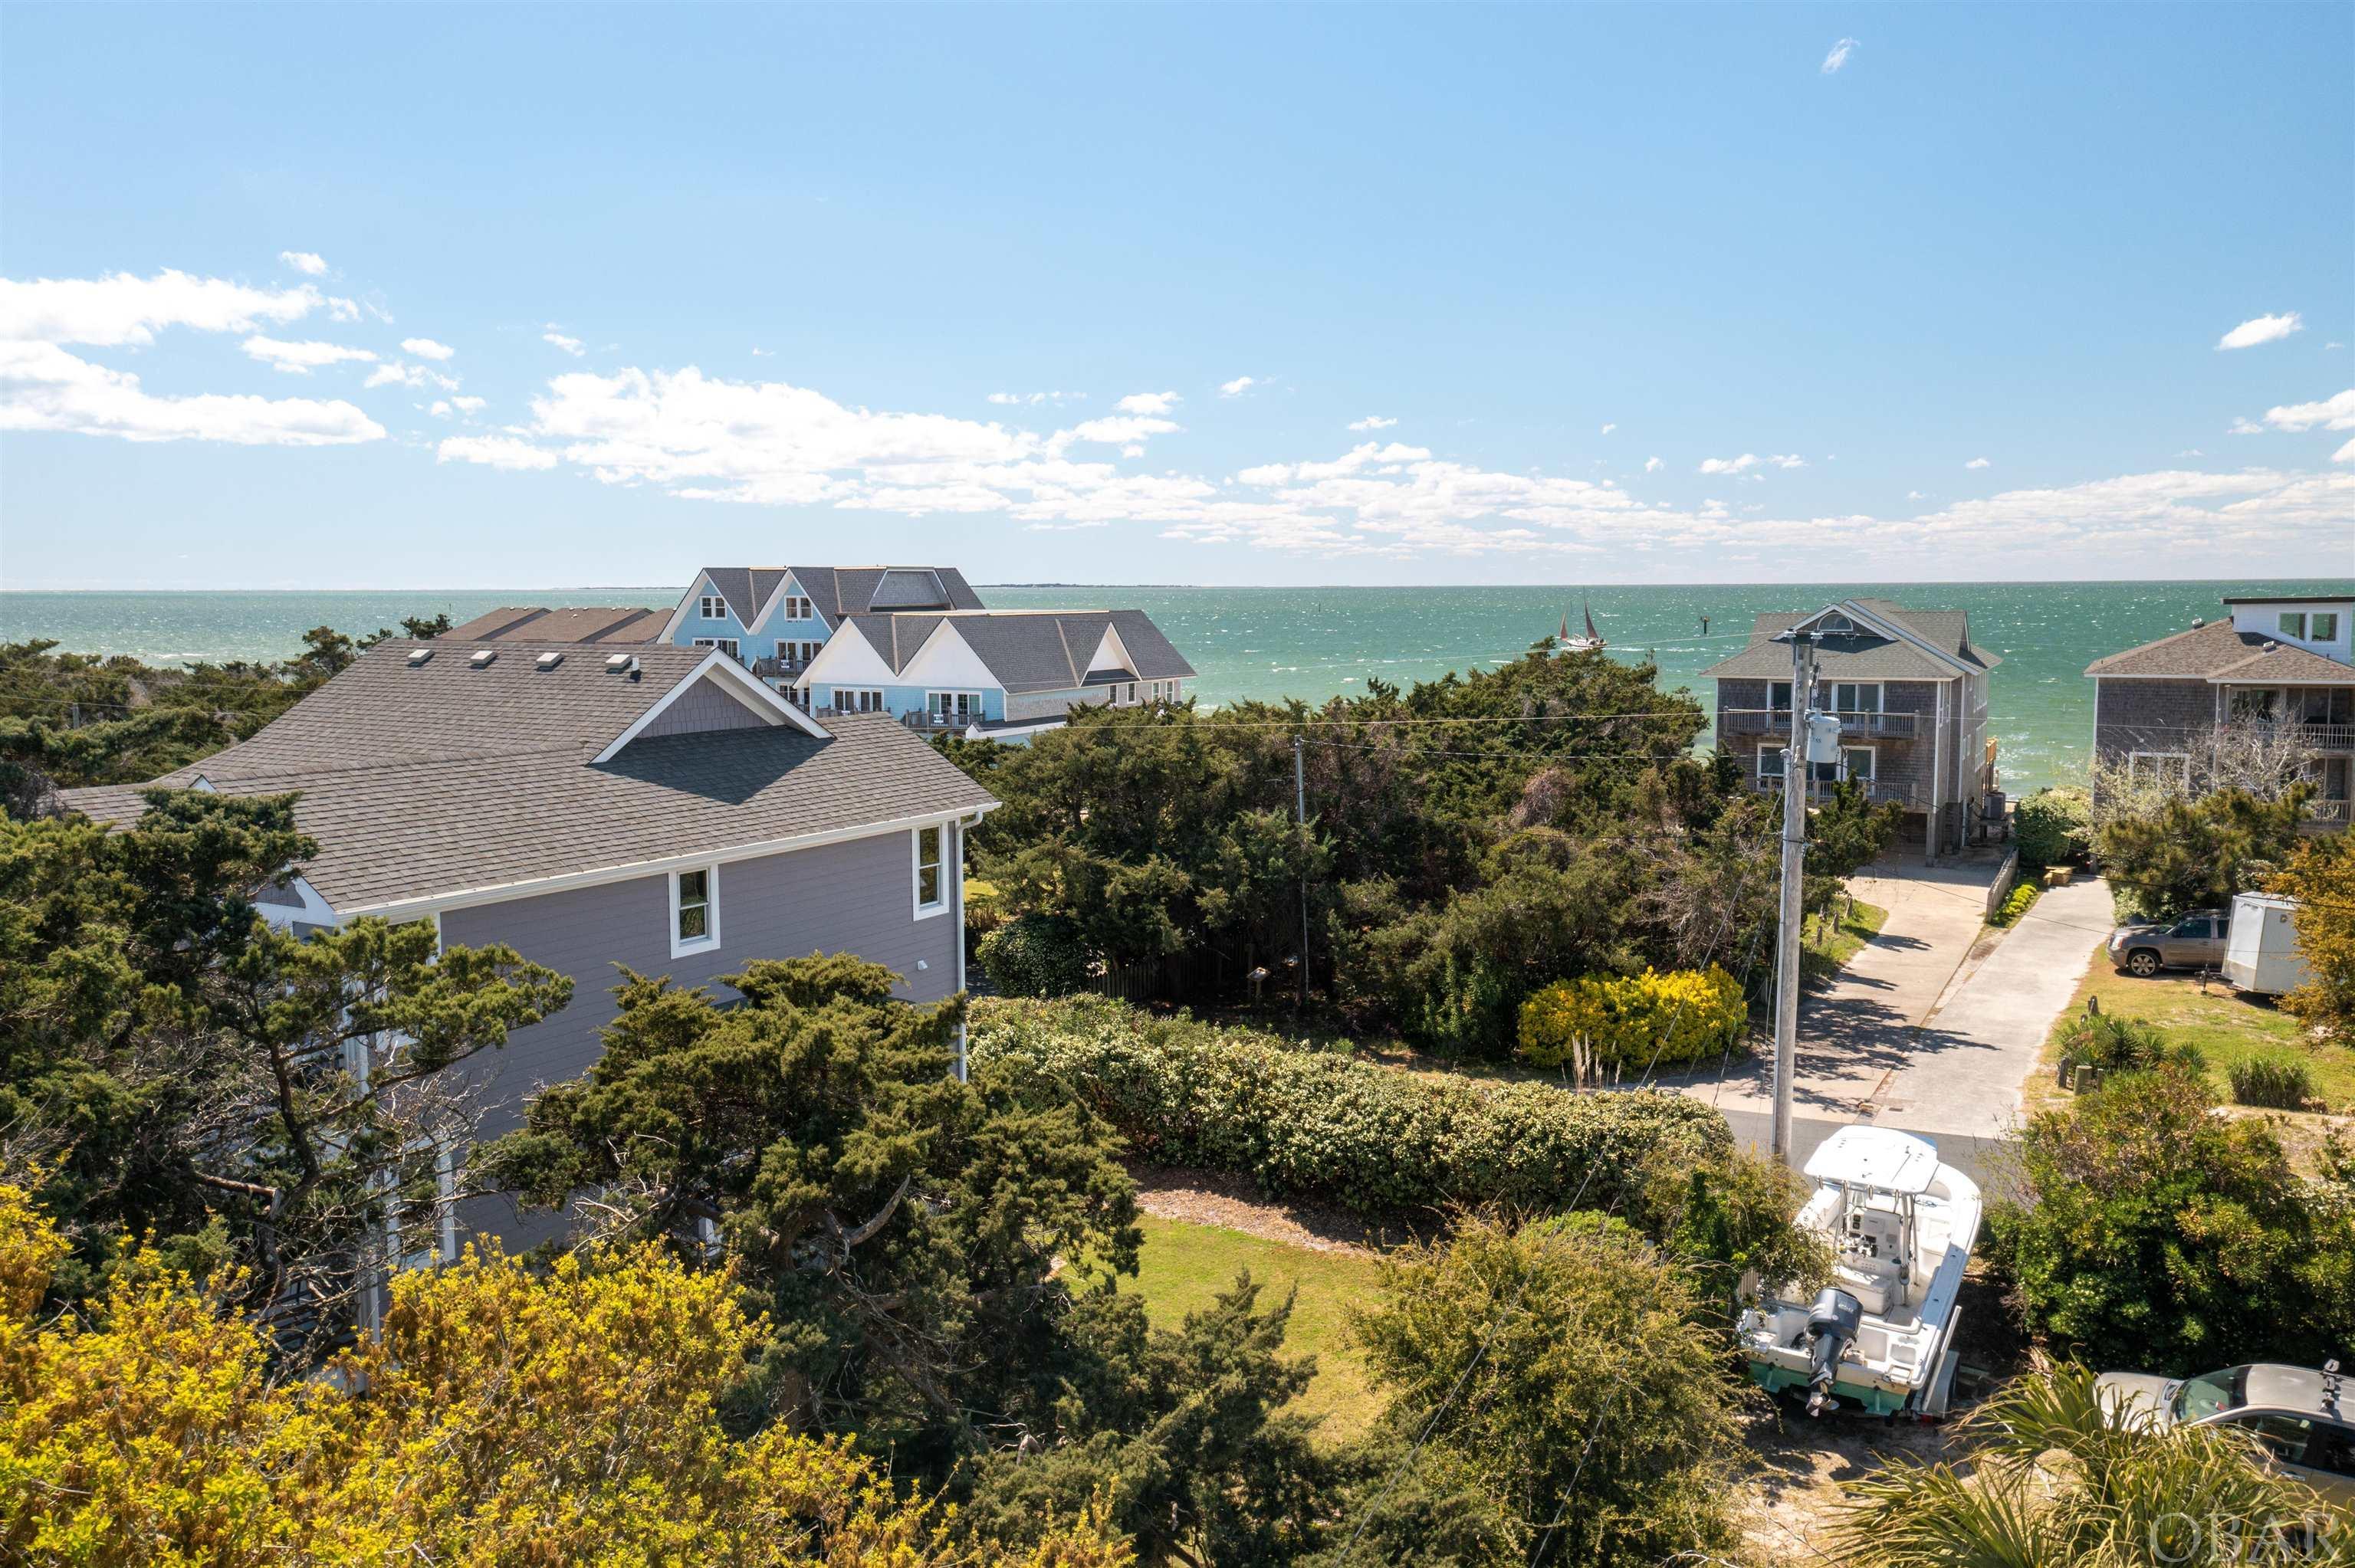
[839,687,885,713]
[699,594,728,621]
[691,635,741,661]
[912,824,949,920]
[1756,747,1787,780]
[927,689,983,720]
[1828,680,1884,714]
[2281,611,2307,640]
[669,863,722,959]
[2308,612,2340,643]
[386,1139,458,1274]
[1841,743,1877,782]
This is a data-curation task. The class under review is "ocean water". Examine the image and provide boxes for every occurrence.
[6,579,2350,793]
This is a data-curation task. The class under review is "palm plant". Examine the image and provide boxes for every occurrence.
[1828,1363,2347,1567]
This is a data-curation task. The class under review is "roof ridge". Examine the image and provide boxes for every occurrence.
[192,740,601,786]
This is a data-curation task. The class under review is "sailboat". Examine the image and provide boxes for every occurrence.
[1559,600,1606,654]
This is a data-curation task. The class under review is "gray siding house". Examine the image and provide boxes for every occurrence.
[1701,599,1999,860]
[2084,593,2354,826]
[61,632,998,1268]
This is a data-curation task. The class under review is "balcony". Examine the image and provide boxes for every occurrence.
[2307,798,2351,826]
[751,656,810,681]
[1721,707,1919,740]
[1749,773,1919,809]
[901,710,975,733]
[2242,718,2355,752]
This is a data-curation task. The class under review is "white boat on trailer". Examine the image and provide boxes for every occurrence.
[1739,1125,1982,1418]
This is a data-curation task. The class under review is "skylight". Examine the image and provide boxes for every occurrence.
[535,651,564,671]
[604,652,635,673]
[468,648,498,668]
[406,648,434,667]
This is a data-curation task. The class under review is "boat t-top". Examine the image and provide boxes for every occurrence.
[1739,1125,1982,1417]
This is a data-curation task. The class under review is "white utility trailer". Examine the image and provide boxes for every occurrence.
[2223,893,2312,997]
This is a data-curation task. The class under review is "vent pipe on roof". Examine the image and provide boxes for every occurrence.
[2190,617,2204,628]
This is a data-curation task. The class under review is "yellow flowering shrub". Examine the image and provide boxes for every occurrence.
[1516,966,1749,1077]
[0,1184,1131,1568]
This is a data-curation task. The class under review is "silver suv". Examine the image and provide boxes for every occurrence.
[2106,907,2229,978]
[2097,1362,2355,1501]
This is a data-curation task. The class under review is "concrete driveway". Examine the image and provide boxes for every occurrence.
[1675,860,2116,1185]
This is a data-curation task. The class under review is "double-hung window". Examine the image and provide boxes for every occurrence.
[913,824,948,917]
[671,864,720,958]
[785,595,814,622]
[692,635,741,661]
[1831,682,1881,717]
[2127,752,2192,790]
[1841,746,1875,783]
[1757,749,1786,784]
[699,593,727,621]
[840,687,885,713]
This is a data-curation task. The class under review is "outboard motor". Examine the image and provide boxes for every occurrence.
[1804,1288,1864,1416]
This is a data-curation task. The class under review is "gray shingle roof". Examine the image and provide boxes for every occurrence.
[833,609,1195,692]
[689,565,985,627]
[1700,602,1995,682]
[57,639,999,915]
[2084,617,2355,681]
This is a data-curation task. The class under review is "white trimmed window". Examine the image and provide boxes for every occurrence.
[386,1139,457,1274]
[785,595,814,621]
[691,636,741,661]
[1757,748,1786,782]
[2311,612,2340,642]
[671,864,721,957]
[1830,681,1882,716]
[839,688,885,713]
[2281,612,2307,639]
[1842,746,1875,782]
[699,593,727,620]
[928,691,979,723]
[913,825,948,917]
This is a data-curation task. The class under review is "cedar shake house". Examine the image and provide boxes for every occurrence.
[2084,593,2354,826]
[1702,599,2000,860]
[59,630,999,1282]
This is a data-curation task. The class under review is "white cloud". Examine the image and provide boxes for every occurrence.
[1644,455,1663,472]
[2229,416,2265,435]
[1821,38,1858,73]
[1348,415,1397,431]
[364,361,461,392]
[401,336,455,361]
[1600,422,1617,435]
[1060,415,1181,447]
[0,269,322,347]
[2176,448,2204,458]
[2334,438,2355,464]
[1698,453,1759,474]
[1769,453,1808,469]
[437,434,557,471]
[2217,312,2303,351]
[1218,376,1258,397]
[987,390,1078,406]
[751,347,774,357]
[279,251,329,276]
[1907,490,1926,500]
[451,395,485,414]
[327,297,362,323]
[542,328,586,356]
[1116,390,1179,415]
[0,339,383,445]
[2261,388,2355,432]
[1965,457,1991,469]
[241,335,379,373]
[429,399,453,418]
[0,269,383,447]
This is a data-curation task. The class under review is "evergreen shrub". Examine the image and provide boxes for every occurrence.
[2014,787,2091,869]
[976,915,1090,999]
[967,996,1730,1217]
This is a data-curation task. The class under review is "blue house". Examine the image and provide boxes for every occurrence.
[796,609,1197,742]
[655,566,987,684]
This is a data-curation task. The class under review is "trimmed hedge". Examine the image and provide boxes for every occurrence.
[967,995,1733,1217]
[1516,966,1747,1075]
[1991,881,2041,927]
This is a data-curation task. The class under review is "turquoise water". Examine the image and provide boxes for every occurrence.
[5,579,2350,792]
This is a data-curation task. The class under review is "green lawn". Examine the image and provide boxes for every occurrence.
[1126,1214,1386,1445]
[1801,897,1887,989]
[2032,961,2355,1114]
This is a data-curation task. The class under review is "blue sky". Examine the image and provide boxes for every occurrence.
[2,2,2348,590]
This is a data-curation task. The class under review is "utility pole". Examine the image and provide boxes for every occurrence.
[1771,631,1817,1164]
[1295,734,1312,1009]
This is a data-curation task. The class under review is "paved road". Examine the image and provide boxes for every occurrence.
[1668,861,2116,1189]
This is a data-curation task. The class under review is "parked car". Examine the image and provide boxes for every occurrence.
[2096,1362,2355,1501]
[2106,908,2229,977]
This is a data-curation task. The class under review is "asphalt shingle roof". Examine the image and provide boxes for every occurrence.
[1700,602,1995,682]
[442,606,665,643]
[57,639,999,915]
[835,609,1196,691]
[689,566,985,627]
[2084,618,2355,681]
